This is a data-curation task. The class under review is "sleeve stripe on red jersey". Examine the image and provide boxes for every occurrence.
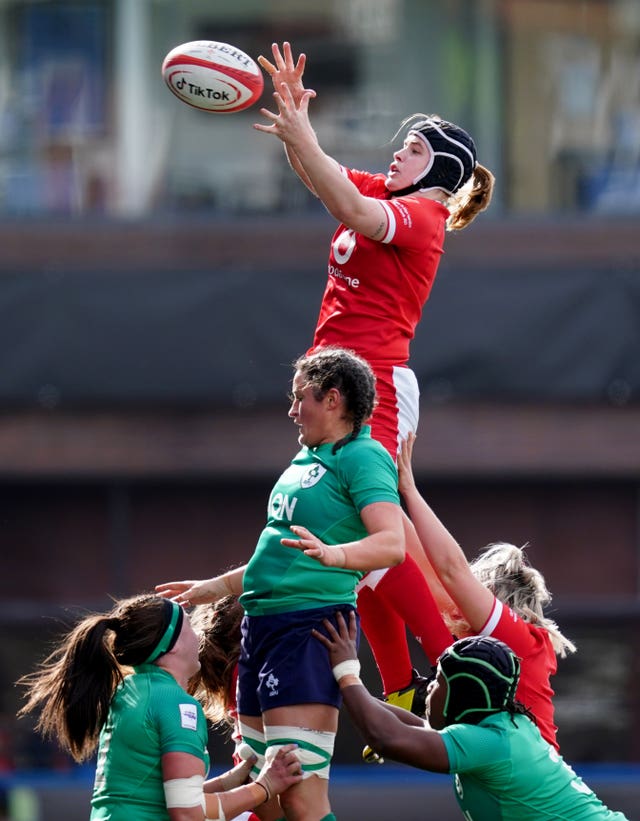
[379,201,396,243]
[479,597,503,636]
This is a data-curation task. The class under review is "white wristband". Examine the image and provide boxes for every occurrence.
[332,659,361,682]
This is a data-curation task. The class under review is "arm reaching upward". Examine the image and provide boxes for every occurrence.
[314,611,450,772]
[258,41,319,194]
[398,434,496,632]
[255,44,390,240]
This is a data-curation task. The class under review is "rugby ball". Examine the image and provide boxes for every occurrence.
[162,40,264,113]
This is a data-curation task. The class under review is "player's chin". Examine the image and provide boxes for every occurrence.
[298,430,319,449]
[384,175,404,192]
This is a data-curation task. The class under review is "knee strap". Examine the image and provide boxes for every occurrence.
[237,720,266,778]
[264,725,336,780]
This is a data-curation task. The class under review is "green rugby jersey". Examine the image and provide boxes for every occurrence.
[241,426,400,616]
[441,712,629,820]
[91,665,209,820]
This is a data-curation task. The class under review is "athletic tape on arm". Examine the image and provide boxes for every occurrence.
[164,774,205,809]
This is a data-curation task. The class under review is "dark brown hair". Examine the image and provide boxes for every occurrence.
[188,597,244,726]
[294,346,377,453]
[17,593,169,762]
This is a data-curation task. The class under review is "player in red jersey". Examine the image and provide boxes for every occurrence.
[396,433,577,750]
[255,42,494,718]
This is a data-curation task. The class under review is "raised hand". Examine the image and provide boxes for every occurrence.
[253,79,316,146]
[258,41,315,105]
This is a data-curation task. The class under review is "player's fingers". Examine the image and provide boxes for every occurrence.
[312,628,330,646]
[323,617,340,639]
[279,537,302,549]
[272,42,286,69]
[289,525,313,539]
[348,610,358,639]
[282,41,294,67]
[276,83,296,106]
[258,55,276,75]
[299,89,315,113]
[295,53,306,76]
[155,582,188,597]
[254,108,278,131]
[335,610,350,635]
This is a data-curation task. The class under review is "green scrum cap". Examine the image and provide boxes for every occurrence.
[439,635,520,725]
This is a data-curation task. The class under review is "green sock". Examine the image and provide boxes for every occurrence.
[320,815,337,821]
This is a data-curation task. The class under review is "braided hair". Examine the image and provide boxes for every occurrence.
[293,346,377,454]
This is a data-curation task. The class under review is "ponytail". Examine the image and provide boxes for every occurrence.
[18,614,122,761]
[18,593,172,761]
[447,162,495,231]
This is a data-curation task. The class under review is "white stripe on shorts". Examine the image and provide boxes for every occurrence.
[393,365,420,456]
[356,366,420,591]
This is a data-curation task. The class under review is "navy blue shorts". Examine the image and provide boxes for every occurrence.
[236,604,360,716]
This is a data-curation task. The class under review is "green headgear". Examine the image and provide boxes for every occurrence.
[439,635,520,725]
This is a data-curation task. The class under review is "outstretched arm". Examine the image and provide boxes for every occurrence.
[254,69,389,240]
[155,566,245,606]
[398,435,495,631]
[258,41,318,194]
[313,612,450,773]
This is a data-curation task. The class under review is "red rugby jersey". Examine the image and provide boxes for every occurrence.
[480,597,560,750]
[311,168,448,366]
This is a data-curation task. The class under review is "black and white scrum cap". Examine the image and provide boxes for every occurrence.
[405,116,477,196]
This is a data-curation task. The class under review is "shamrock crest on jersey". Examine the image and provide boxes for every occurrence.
[300,464,327,489]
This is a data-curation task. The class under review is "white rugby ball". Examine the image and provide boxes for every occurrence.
[162,40,264,113]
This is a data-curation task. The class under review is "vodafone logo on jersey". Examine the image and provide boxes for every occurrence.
[329,229,360,289]
[332,229,357,264]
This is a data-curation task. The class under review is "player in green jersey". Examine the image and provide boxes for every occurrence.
[156,346,406,821]
[18,593,301,821]
[316,611,630,821]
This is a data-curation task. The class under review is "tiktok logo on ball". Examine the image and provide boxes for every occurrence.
[174,77,232,100]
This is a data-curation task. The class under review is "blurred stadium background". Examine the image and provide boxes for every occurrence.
[0,1,638,819]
